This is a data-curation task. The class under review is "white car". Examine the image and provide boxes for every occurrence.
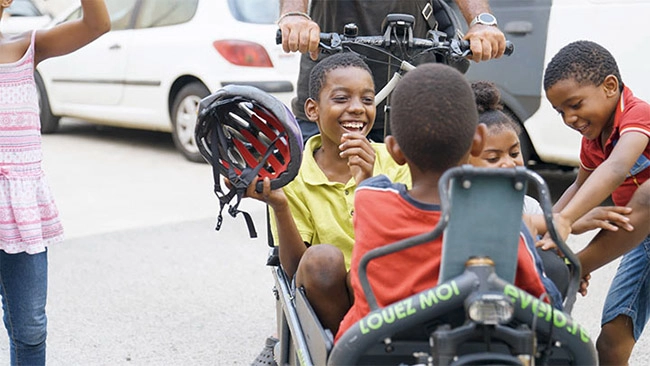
[451,0,650,168]
[36,0,300,162]
[0,0,51,35]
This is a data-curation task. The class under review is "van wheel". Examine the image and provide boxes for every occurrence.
[35,72,61,134]
[519,130,536,167]
[503,108,536,167]
[171,82,210,163]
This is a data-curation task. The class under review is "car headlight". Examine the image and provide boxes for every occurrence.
[466,293,514,325]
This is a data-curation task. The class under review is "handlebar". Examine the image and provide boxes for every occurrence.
[275,29,514,58]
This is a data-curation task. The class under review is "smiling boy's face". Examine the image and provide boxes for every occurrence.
[305,66,375,146]
[545,75,619,141]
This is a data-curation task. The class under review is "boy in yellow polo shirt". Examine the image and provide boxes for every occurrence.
[245,52,410,334]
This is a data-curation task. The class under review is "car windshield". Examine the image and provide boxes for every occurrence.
[6,0,43,17]
[228,0,280,24]
[135,0,198,29]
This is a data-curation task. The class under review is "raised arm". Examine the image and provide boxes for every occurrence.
[34,0,110,65]
[453,0,506,62]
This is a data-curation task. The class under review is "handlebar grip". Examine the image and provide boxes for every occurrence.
[276,29,333,45]
[505,41,515,56]
[459,40,514,56]
[277,27,515,56]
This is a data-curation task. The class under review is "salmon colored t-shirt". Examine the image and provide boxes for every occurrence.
[335,175,547,341]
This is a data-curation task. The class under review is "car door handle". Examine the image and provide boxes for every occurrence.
[109,44,122,50]
[503,21,533,36]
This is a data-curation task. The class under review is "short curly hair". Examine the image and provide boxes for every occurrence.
[308,53,373,100]
[543,40,623,92]
[390,63,478,172]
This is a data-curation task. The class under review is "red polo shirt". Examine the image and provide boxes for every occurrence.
[580,86,650,206]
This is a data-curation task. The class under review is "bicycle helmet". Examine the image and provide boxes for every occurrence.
[195,84,303,238]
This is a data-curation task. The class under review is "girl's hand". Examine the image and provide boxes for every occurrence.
[536,213,572,250]
[571,206,634,234]
[339,133,376,185]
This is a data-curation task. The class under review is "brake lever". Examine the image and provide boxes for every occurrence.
[319,33,343,53]
[450,40,471,58]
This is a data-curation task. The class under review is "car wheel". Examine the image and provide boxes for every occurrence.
[171,82,210,163]
[34,71,61,134]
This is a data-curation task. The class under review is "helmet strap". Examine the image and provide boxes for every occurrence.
[210,124,285,239]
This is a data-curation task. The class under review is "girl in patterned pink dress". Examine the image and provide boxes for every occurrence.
[0,1,109,364]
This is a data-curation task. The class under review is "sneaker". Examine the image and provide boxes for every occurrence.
[251,336,279,366]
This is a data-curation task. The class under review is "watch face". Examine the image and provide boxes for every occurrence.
[479,13,497,24]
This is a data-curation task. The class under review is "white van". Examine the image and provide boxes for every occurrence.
[449,0,650,167]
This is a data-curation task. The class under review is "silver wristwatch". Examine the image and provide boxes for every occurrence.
[469,13,498,27]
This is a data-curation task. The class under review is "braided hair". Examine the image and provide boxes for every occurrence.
[471,80,521,136]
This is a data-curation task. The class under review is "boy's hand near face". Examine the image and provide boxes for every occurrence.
[339,133,376,184]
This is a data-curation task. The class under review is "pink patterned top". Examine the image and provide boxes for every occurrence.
[0,31,63,254]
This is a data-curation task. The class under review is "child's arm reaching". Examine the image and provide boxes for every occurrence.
[34,0,110,65]
[527,205,633,247]
[570,205,633,234]
[536,132,648,250]
[554,132,648,238]
[578,181,650,274]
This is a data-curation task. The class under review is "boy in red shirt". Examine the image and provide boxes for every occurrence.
[337,63,548,339]
[542,40,650,365]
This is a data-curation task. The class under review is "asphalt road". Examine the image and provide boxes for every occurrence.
[0,119,646,365]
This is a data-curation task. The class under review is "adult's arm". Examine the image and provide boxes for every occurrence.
[453,0,507,61]
[278,0,320,60]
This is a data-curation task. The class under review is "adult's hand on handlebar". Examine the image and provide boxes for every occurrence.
[278,15,321,61]
[464,24,507,62]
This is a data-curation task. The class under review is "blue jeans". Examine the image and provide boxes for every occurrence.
[602,235,650,341]
[0,250,48,366]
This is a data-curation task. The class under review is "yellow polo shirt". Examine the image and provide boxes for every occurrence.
[270,135,411,269]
